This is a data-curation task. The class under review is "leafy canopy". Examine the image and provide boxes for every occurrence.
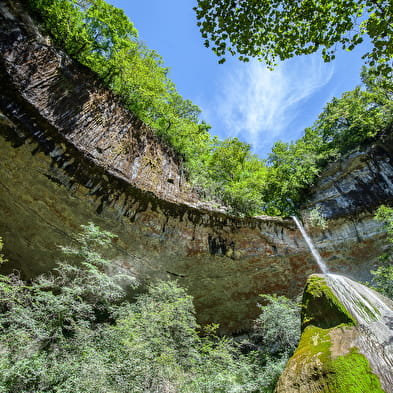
[194,0,393,77]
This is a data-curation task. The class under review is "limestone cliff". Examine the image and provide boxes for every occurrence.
[275,274,393,393]
[1,0,392,333]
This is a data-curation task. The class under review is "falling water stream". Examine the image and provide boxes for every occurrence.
[291,216,329,274]
[326,274,393,391]
[291,217,393,390]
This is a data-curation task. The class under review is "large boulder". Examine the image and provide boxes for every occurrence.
[275,274,393,393]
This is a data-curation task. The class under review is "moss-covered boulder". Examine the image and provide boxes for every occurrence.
[301,275,356,330]
[275,324,385,393]
[275,274,393,393]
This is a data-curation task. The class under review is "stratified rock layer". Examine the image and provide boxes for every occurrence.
[0,112,301,333]
[305,145,393,219]
[0,0,193,205]
[1,0,393,333]
[275,274,393,393]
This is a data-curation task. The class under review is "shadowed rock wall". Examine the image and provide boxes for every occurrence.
[1,0,392,333]
[305,143,393,219]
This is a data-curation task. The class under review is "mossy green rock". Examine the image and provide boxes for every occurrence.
[301,275,356,330]
[275,325,385,393]
[275,274,391,393]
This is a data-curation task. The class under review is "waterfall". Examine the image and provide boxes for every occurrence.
[326,274,391,325]
[290,212,393,390]
[326,274,393,391]
[291,216,329,274]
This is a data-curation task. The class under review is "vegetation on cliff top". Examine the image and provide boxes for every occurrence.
[25,0,392,216]
[0,224,300,393]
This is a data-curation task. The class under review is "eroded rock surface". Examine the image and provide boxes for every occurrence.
[0,0,195,205]
[305,144,393,220]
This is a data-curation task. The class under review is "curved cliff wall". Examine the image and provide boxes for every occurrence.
[1,0,392,333]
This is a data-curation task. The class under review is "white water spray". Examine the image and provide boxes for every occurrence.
[290,215,393,390]
[325,274,393,391]
[291,216,329,274]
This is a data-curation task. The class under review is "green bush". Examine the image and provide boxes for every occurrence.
[307,207,328,230]
[0,224,301,392]
[253,294,301,356]
[372,205,393,299]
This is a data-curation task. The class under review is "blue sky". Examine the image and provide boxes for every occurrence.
[107,0,370,158]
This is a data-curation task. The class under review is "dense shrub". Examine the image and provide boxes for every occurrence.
[253,295,301,356]
[0,224,300,392]
[372,205,393,299]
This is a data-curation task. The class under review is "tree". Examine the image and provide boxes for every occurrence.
[192,137,270,215]
[372,205,393,299]
[312,67,393,155]
[194,0,393,76]
[252,294,300,356]
[264,129,326,215]
[208,137,251,183]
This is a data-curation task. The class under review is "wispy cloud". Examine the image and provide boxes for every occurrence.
[211,55,334,155]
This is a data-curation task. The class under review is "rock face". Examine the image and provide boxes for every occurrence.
[0,0,393,333]
[275,274,393,393]
[0,0,193,205]
[305,144,393,220]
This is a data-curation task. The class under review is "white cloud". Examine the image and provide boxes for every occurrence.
[212,55,334,155]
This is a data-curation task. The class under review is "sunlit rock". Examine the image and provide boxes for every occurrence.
[275,274,393,393]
